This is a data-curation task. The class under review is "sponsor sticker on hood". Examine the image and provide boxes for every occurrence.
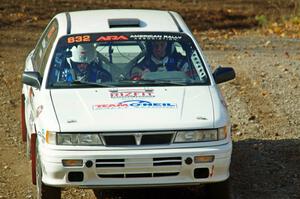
[110,89,154,98]
[93,100,176,110]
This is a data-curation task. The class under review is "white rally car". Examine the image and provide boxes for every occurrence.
[21,9,235,199]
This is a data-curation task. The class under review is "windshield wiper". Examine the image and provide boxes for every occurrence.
[118,79,188,86]
[50,80,113,88]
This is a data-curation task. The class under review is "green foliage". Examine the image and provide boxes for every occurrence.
[255,15,268,27]
[291,16,300,24]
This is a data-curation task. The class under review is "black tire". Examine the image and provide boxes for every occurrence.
[94,189,127,199]
[206,179,231,199]
[36,145,61,199]
[94,189,112,199]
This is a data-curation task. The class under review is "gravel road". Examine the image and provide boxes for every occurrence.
[0,1,299,198]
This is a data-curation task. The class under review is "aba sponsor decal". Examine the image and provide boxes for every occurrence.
[110,89,154,98]
[93,100,176,110]
[66,35,129,44]
[96,35,128,42]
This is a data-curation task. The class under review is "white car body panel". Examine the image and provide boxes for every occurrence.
[39,143,232,187]
[69,10,179,34]
[21,9,235,190]
[50,86,215,132]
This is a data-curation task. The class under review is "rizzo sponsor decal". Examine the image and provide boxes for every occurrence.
[93,100,176,110]
[110,89,154,98]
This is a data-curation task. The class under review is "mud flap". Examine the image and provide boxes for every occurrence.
[31,133,37,185]
[21,94,27,142]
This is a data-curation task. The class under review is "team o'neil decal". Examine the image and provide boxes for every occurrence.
[110,89,154,98]
[93,100,177,110]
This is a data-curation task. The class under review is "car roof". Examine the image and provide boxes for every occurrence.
[54,9,191,37]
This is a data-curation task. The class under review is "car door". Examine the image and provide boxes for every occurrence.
[25,19,58,135]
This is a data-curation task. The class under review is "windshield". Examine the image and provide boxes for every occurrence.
[47,32,210,88]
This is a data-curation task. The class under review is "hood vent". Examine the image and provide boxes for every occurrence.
[108,18,141,28]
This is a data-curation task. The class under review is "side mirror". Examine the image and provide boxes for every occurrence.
[213,66,236,84]
[22,71,42,89]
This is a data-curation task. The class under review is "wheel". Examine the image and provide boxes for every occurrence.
[94,189,126,199]
[36,144,61,199]
[206,179,231,199]
[94,190,110,199]
[21,94,27,142]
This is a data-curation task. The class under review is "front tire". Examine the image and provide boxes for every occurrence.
[36,144,61,199]
[206,179,231,199]
[94,189,113,199]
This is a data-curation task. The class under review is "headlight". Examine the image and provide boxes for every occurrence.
[57,133,103,145]
[174,127,227,143]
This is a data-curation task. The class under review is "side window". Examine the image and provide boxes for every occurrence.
[39,23,58,76]
[32,19,58,75]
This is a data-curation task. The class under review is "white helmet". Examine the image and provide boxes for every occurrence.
[70,44,96,64]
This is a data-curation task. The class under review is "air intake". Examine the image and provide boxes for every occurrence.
[108,18,140,28]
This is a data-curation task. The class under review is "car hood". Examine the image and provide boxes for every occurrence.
[50,87,215,132]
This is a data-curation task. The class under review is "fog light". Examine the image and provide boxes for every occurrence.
[68,172,84,182]
[194,168,209,179]
[194,155,214,163]
[85,160,93,168]
[185,157,193,165]
[62,159,83,167]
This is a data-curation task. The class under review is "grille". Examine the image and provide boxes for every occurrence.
[104,135,135,145]
[102,132,174,146]
[95,157,182,168]
[96,157,182,178]
[98,172,179,178]
[96,159,125,168]
[141,134,173,145]
[153,157,182,166]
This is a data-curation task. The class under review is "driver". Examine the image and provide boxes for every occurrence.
[131,41,188,79]
[64,44,112,83]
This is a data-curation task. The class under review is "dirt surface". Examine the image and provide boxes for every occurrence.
[0,0,300,199]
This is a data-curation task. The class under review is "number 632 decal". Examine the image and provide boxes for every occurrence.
[67,35,91,44]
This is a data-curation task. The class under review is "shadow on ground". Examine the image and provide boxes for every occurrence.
[231,138,300,199]
[91,138,300,199]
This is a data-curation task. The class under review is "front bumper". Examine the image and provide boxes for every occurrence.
[39,143,232,188]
